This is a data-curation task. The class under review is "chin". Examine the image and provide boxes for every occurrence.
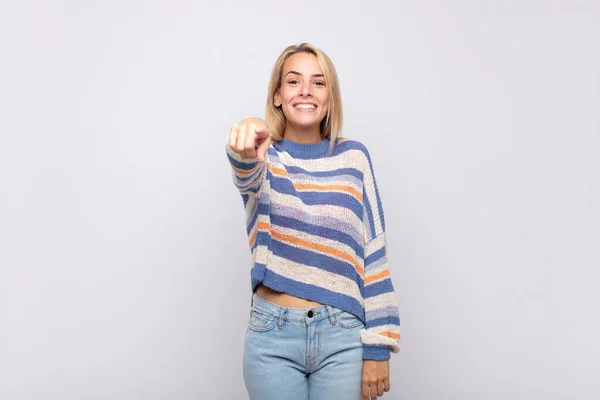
[288,115,325,127]
[290,121,322,130]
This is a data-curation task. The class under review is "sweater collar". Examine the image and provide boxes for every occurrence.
[276,137,331,159]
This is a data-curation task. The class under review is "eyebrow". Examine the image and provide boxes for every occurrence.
[284,70,325,78]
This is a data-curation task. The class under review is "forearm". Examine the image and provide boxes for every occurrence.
[361,234,401,360]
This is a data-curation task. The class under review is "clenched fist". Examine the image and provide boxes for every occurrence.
[228,119,272,163]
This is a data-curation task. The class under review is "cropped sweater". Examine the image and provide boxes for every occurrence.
[225,136,401,360]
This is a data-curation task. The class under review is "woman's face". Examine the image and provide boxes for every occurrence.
[274,52,329,132]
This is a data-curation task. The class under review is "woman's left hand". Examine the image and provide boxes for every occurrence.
[362,359,390,399]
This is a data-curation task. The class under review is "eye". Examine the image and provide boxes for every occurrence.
[288,79,299,84]
[314,81,326,86]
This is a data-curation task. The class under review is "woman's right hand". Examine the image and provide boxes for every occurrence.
[228,118,272,163]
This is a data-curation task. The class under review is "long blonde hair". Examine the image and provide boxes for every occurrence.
[265,43,343,155]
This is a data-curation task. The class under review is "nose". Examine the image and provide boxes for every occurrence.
[299,81,312,97]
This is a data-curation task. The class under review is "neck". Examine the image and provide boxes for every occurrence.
[283,122,322,144]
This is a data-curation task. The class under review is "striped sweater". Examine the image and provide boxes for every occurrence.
[225,136,401,360]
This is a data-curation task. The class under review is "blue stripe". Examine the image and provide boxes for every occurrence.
[250,263,267,290]
[226,152,259,171]
[285,165,364,180]
[270,175,363,219]
[237,165,265,186]
[237,176,263,193]
[367,316,400,328]
[270,214,363,255]
[362,145,386,233]
[338,139,369,153]
[233,170,260,183]
[246,201,269,234]
[362,345,390,361]
[255,230,270,245]
[363,184,376,240]
[366,306,400,321]
[239,187,259,198]
[365,247,386,267]
[364,279,395,298]
[250,231,271,252]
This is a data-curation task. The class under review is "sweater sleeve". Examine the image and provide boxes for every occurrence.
[224,142,268,197]
[359,145,401,361]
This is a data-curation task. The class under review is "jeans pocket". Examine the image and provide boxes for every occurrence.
[333,311,364,329]
[247,307,278,332]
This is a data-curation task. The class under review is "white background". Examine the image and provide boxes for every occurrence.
[1,0,599,399]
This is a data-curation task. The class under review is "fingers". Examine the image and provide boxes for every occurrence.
[244,123,257,159]
[362,383,369,400]
[362,374,389,399]
[235,124,248,158]
[363,384,378,400]
[256,134,271,163]
[254,125,270,139]
[228,124,239,149]
[229,122,270,161]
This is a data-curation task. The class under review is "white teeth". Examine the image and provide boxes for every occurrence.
[295,104,316,110]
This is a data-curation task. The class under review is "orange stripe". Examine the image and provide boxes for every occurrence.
[269,163,361,201]
[232,163,261,176]
[379,331,401,340]
[257,222,270,230]
[248,222,271,247]
[271,230,364,277]
[268,163,289,177]
[249,231,257,247]
[294,183,362,201]
[364,270,390,285]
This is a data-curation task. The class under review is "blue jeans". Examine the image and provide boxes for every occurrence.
[243,293,364,399]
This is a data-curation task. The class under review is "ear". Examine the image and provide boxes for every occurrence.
[274,90,282,107]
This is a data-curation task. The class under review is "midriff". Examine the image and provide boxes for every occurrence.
[255,283,322,309]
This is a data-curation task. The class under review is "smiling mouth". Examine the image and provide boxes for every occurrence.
[294,103,317,111]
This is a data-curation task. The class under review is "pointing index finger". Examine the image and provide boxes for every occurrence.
[253,125,271,139]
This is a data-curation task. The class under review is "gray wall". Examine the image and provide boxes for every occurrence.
[1,0,599,399]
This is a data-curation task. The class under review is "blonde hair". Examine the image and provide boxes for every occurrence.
[265,43,343,155]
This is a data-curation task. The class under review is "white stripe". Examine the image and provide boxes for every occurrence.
[364,234,386,257]
[271,190,363,230]
[364,292,399,309]
[290,172,363,188]
[278,148,369,173]
[360,329,401,353]
[363,162,383,238]
[267,254,363,303]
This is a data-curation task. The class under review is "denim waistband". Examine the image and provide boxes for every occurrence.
[251,292,343,325]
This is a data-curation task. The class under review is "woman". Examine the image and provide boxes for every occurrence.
[225,43,401,400]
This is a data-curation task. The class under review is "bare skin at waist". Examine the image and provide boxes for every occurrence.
[255,283,322,309]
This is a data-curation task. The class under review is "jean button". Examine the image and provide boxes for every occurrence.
[307,310,314,318]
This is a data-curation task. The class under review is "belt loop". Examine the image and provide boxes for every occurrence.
[278,307,285,329]
[326,305,336,325]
